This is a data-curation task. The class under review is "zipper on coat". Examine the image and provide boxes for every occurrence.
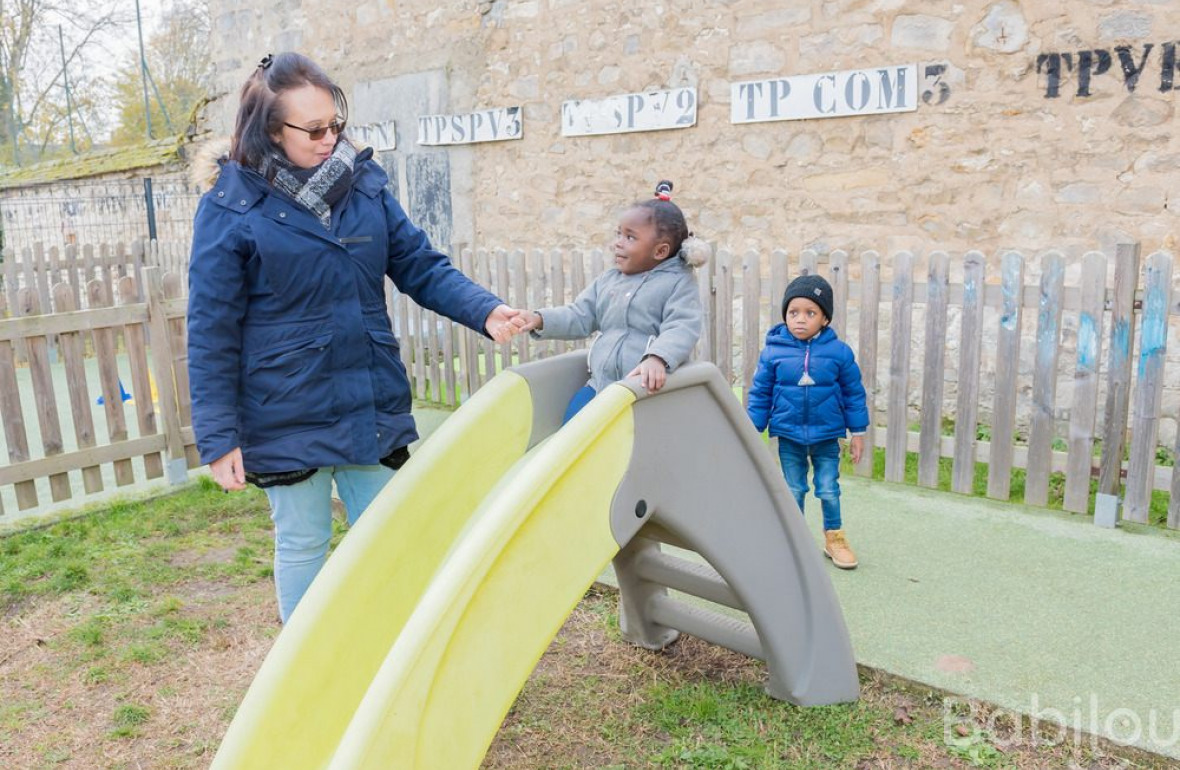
[802,339,811,443]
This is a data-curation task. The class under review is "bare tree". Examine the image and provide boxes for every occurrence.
[0,0,125,164]
[109,0,212,145]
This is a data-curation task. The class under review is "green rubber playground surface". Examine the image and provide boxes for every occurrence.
[583,433,1180,760]
[417,404,1180,759]
[822,477,1180,759]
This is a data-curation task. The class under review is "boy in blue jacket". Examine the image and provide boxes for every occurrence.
[747,274,869,569]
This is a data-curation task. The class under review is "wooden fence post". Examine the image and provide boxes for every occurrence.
[52,284,103,494]
[507,249,524,368]
[88,279,135,487]
[458,248,479,399]
[799,249,817,276]
[918,251,949,488]
[1124,251,1173,522]
[715,249,734,385]
[549,248,567,355]
[20,288,71,502]
[951,251,986,494]
[1025,252,1066,507]
[741,250,761,408]
[829,250,848,338]
[855,251,880,478]
[144,266,188,485]
[0,290,37,510]
[471,249,492,387]
[1097,242,1140,496]
[527,248,547,361]
[987,251,1025,500]
[697,247,716,364]
[1063,251,1107,513]
[885,251,914,483]
[163,271,200,469]
[118,275,163,480]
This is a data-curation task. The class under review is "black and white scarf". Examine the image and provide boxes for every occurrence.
[262,140,358,229]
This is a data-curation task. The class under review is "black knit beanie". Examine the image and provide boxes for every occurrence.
[781,274,834,322]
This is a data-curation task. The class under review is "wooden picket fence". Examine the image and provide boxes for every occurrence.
[2,239,1178,530]
[0,266,195,516]
[436,244,1179,529]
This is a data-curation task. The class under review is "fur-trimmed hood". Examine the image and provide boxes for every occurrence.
[188,136,231,193]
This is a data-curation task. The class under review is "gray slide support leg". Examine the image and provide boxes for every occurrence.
[607,363,859,706]
[614,538,681,650]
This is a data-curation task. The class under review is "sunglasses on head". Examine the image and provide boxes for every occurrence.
[283,120,346,141]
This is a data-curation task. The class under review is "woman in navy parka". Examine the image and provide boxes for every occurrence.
[187,53,520,622]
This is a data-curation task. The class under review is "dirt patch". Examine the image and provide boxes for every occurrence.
[1,578,1173,770]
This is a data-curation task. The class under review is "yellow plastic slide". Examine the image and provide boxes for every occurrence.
[210,371,538,770]
[327,384,636,768]
[213,353,859,768]
[211,368,637,770]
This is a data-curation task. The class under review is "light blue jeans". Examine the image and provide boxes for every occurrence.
[264,464,395,623]
[778,438,843,531]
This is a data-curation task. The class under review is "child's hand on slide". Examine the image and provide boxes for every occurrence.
[627,356,668,393]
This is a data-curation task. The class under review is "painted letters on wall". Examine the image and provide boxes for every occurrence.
[561,87,697,137]
[1037,42,1180,98]
[417,107,523,146]
[731,64,918,124]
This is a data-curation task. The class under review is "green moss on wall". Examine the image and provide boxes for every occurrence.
[0,137,186,190]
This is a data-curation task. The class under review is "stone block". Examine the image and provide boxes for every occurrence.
[1055,183,1104,205]
[736,8,812,37]
[891,14,954,52]
[969,1,1029,53]
[1098,11,1151,41]
[728,41,786,78]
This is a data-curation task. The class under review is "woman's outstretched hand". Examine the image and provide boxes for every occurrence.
[484,304,525,343]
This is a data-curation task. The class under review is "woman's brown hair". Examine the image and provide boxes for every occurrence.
[230,52,349,176]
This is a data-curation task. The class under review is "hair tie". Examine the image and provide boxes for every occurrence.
[258,54,274,70]
[654,179,673,202]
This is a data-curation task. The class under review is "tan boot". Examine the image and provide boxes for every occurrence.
[823,529,858,570]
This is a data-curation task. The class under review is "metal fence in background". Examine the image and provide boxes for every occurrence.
[0,177,201,257]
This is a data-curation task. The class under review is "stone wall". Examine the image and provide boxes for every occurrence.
[203,1,1180,446]
[205,0,1179,262]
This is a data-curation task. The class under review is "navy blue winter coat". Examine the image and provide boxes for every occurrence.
[746,324,870,445]
[187,154,502,473]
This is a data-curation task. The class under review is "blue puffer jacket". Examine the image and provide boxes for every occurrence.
[746,324,869,445]
[187,153,502,473]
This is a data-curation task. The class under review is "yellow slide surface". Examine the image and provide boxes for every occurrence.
[327,384,636,769]
[210,372,536,770]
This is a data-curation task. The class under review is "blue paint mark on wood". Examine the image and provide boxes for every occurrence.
[1000,253,1021,331]
[1138,265,1168,376]
[1036,257,1064,360]
[1110,318,1130,361]
[1078,312,1098,373]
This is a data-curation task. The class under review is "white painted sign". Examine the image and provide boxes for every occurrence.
[350,120,397,151]
[731,64,918,124]
[562,87,697,137]
[417,106,523,146]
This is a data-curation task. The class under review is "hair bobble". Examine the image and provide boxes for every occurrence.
[654,179,673,201]
[258,53,274,70]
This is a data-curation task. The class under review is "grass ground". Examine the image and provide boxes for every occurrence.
[0,478,1173,769]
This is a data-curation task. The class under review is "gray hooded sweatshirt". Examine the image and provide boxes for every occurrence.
[534,256,703,392]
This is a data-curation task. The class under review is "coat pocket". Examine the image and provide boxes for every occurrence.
[242,332,336,439]
[366,328,411,414]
